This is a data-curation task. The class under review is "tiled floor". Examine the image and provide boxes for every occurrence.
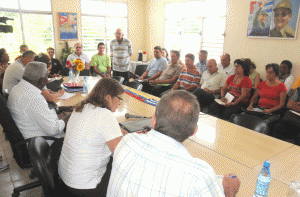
[0,125,44,197]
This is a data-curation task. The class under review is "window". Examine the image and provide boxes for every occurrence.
[165,0,227,63]
[0,0,54,61]
[81,0,128,57]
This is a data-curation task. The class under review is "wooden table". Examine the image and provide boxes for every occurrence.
[55,77,295,196]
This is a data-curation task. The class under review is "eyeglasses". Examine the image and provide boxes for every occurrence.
[116,95,123,102]
[115,33,122,35]
[275,12,289,17]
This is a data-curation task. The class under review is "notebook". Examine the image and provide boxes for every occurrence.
[119,118,152,133]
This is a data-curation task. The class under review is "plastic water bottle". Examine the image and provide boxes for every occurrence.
[69,69,73,81]
[254,161,271,197]
[83,76,88,94]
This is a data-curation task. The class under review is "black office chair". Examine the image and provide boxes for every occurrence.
[133,64,148,79]
[28,137,70,197]
[125,81,143,91]
[112,76,125,84]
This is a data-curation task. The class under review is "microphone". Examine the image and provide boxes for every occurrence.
[125,113,147,119]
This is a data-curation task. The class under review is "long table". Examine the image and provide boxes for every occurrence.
[55,77,296,196]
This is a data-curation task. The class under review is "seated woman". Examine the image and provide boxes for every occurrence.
[208,59,252,120]
[247,63,287,115]
[162,48,170,62]
[278,60,295,92]
[272,87,300,144]
[34,53,64,101]
[0,48,10,95]
[58,78,126,197]
[247,59,260,88]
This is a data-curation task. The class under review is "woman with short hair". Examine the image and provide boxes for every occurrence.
[0,48,9,94]
[58,78,126,197]
[247,63,287,114]
[247,59,260,88]
[208,59,252,120]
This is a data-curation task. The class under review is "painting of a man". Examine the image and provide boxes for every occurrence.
[249,1,270,36]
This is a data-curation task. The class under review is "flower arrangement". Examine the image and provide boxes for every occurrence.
[66,59,85,71]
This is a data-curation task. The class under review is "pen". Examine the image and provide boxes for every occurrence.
[229,175,237,178]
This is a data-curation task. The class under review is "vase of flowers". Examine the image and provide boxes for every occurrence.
[66,59,84,82]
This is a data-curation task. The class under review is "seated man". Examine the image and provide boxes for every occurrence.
[7,62,66,160]
[67,43,90,76]
[278,60,295,92]
[195,50,208,75]
[139,46,167,93]
[149,50,182,97]
[3,50,36,94]
[193,59,226,111]
[47,47,63,77]
[217,53,234,79]
[107,90,240,196]
[171,53,201,92]
[91,42,111,78]
[15,44,28,60]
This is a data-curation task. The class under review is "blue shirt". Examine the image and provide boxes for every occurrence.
[195,60,207,75]
[110,38,132,72]
[147,57,167,77]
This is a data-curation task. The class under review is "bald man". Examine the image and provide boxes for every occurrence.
[217,53,234,79]
[193,59,226,111]
[67,43,91,76]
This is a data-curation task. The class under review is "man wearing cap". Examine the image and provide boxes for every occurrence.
[7,61,66,160]
[249,1,270,36]
[270,0,295,38]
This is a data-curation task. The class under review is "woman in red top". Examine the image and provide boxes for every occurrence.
[209,59,252,120]
[247,63,287,114]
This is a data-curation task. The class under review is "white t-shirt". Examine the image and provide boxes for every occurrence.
[58,104,123,189]
[2,59,24,93]
[67,52,90,65]
[217,63,234,79]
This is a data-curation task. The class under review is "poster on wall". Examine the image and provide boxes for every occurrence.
[247,0,300,39]
[58,13,78,40]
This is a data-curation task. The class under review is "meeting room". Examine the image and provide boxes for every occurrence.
[0,0,300,196]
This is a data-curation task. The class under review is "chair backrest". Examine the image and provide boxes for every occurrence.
[125,81,143,91]
[112,76,125,84]
[28,137,58,197]
[0,93,32,168]
[230,113,269,134]
[134,64,147,77]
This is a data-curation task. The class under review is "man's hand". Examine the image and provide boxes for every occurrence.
[58,89,65,97]
[223,174,240,197]
[149,80,158,86]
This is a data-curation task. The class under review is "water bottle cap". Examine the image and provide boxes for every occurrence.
[84,76,86,79]
[263,161,270,168]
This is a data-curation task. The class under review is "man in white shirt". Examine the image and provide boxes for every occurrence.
[193,59,226,111]
[107,90,241,197]
[67,43,91,76]
[2,50,36,93]
[217,53,234,79]
[8,62,66,160]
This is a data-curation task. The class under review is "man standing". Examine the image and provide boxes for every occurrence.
[270,0,295,38]
[107,90,241,197]
[110,28,132,83]
[8,62,66,160]
[47,47,63,77]
[150,50,182,97]
[67,43,90,76]
[193,59,226,111]
[90,42,111,78]
[195,50,208,75]
[139,46,167,93]
[15,44,28,60]
[172,53,201,92]
[217,53,234,79]
[3,50,36,93]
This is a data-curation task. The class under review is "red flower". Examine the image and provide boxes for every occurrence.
[66,60,72,69]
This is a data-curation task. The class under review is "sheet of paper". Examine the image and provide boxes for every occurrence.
[290,110,300,117]
[214,93,234,105]
[58,92,76,100]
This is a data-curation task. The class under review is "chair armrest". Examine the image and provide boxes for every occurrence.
[264,114,280,124]
[14,136,60,147]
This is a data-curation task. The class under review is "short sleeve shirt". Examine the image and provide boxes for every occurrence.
[50,58,63,75]
[67,52,90,65]
[201,71,226,91]
[290,87,300,103]
[257,81,287,109]
[147,57,167,77]
[226,75,252,103]
[158,63,182,81]
[90,54,111,73]
[110,38,132,72]
[58,104,123,189]
[2,59,25,93]
[195,60,207,75]
[177,68,201,89]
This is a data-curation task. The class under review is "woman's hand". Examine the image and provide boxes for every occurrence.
[247,104,253,110]
[221,97,227,103]
[263,109,272,114]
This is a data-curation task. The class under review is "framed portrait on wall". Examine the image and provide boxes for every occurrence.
[58,13,78,40]
[247,0,300,39]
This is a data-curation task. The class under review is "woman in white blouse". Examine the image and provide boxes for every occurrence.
[58,78,126,197]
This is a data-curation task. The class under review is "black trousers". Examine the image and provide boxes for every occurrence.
[113,71,130,84]
[141,81,153,94]
[208,101,247,120]
[151,85,172,97]
[65,156,113,197]
[193,89,216,110]
[50,137,64,162]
